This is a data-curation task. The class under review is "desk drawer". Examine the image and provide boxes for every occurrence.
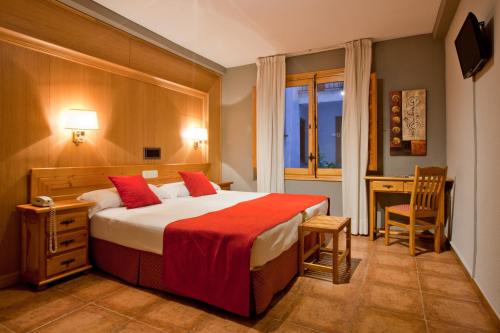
[404,182,415,192]
[372,181,404,192]
[46,248,87,277]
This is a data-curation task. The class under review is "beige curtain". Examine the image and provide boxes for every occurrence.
[256,55,286,193]
[342,39,372,235]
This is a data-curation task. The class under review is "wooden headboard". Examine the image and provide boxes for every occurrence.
[30,163,211,201]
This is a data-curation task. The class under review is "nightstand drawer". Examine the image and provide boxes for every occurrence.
[46,211,87,233]
[48,229,88,256]
[372,181,404,192]
[46,248,87,277]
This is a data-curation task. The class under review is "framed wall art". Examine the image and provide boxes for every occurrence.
[389,89,427,156]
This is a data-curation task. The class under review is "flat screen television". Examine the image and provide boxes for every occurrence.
[455,12,491,79]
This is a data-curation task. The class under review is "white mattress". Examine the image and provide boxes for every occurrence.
[90,191,328,270]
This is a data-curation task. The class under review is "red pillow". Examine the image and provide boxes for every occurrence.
[108,175,161,209]
[179,171,216,197]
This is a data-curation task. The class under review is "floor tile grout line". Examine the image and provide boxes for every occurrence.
[94,301,175,332]
[346,243,372,332]
[55,281,127,303]
[5,238,492,333]
[420,289,482,304]
[359,244,429,325]
[0,322,15,333]
[93,302,183,333]
[25,302,89,333]
[276,319,328,333]
[91,302,136,320]
[414,256,430,333]
[92,284,128,302]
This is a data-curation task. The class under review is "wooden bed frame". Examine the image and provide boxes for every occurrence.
[29,163,210,201]
[28,162,318,315]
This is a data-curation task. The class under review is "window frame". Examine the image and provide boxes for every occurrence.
[283,69,378,181]
[315,70,344,178]
[285,69,345,181]
[251,70,378,182]
[284,76,315,177]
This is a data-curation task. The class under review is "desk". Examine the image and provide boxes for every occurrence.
[365,176,453,244]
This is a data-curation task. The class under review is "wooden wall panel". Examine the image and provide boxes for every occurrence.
[47,57,206,167]
[0,39,212,280]
[0,42,51,276]
[0,0,220,89]
[0,0,221,281]
[128,39,217,92]
[0,0,131,68]
[208,80,222,181]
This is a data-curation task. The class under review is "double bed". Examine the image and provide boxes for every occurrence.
[29,163,329,315]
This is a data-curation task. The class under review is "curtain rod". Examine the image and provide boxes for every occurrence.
[257,42,345,61]
[259,38,375,60]
[285,43,346,58]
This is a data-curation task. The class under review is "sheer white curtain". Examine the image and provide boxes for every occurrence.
[256,55,286,193]
[342,39,372,235]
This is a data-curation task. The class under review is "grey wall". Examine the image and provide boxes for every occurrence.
[373,34,446,175]
[221,64,257,192]
[286,48,345,74]
[221,34,446,221]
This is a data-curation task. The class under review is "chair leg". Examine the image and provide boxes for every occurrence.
[384,209,390,246]
[299,227,304,276]
[434,221,442,254]
[409,218,416,256]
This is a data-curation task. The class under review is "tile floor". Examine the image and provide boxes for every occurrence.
[0,236,498,333]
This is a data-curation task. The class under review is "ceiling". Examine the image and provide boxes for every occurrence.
[93,0,442,68]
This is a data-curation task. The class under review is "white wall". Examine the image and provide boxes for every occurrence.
[445,0,500,317]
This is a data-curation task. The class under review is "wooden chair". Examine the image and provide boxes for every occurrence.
[385,166,448,256]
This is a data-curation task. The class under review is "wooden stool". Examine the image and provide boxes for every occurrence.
[299,215,351,284]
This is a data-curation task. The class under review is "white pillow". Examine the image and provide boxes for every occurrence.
[77,188,123,217]
[158,182,188,198]
[159,181,221,198]
[211,182,222,192]
[148,183,171,199]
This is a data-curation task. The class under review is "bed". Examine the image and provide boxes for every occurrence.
[29,163,329,315]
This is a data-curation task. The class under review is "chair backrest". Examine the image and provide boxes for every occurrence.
[410,166,448,212]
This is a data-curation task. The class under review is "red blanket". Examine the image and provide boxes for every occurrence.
[162,193,327,315]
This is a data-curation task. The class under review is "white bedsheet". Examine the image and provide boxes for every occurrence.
[90,191,328,269]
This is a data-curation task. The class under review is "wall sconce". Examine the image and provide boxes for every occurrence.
[183,127,208,149]
[62,109,99,145]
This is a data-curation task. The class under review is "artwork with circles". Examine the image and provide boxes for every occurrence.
[389,89,427,156]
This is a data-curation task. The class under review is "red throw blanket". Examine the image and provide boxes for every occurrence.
[162,193,327,316]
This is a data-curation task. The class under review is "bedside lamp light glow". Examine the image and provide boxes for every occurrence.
[63,109,99,145]
[183,127,208,149]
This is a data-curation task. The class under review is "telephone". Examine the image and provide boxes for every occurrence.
[32,196,58,254]
[31,196,54,207]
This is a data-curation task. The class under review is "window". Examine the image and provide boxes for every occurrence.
[285,69,344,180]
[284,69,378,181]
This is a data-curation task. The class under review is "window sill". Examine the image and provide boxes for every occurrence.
[285,175,342,182]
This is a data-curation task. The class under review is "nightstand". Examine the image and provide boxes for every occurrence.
[17,199,95,287]
[218,181,234,191]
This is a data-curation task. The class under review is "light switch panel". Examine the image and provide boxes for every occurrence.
[142,170,158,179]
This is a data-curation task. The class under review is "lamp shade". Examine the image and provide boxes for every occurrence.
[63,110,99,130]
[184,127,208,141]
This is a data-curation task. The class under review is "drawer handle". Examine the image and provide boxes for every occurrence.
[60,219,75,226]
[60,258,75,266]
[60,239,75,247]
[382,185,393,189]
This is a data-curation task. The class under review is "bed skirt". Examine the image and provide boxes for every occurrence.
[90,235,316,315]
